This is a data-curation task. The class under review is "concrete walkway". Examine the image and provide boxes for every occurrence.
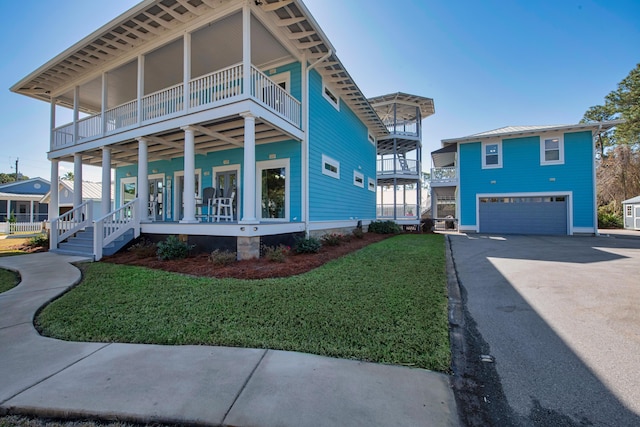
[0,252,459,427]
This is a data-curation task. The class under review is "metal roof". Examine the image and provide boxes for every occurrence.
[442,121,625,144]
[622,196,640,204]
[10,0,388,137]
[368,92,435,122]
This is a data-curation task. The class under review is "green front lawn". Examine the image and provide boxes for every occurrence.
[37,234,451,371]
[0,268,19,293]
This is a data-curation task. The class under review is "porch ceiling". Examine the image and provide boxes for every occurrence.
[59,115,295,167]
[12,0,388,138]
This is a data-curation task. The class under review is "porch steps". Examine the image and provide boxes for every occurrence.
[52,227,135,260]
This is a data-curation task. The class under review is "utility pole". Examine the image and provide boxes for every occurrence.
[14,158,19,181]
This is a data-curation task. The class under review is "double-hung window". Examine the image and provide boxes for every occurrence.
[482,141,502,169]
[541,136,564,165]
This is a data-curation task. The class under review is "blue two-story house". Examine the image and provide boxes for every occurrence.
[430,122,620,235]
[11,0,403,260]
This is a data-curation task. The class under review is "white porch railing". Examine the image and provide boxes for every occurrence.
[430,167,457,183]
[52,122,75,148]
[142,83,184,121]
[52,63,302,149]
[251,66,302,126]
[105,100,138,131]
[93,198,140,261]
[78,114,103,140]
[377,158,418,174]
[50,201,92,251]
[377,203,419,218]
[190,63,243,108]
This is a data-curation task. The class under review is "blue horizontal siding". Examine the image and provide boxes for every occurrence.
[307,69,376,222]
[459,131,594,229]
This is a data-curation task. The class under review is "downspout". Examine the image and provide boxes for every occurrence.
[303,49,333,236]
[593,124,602,236]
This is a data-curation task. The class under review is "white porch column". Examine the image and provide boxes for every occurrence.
[73,154,83,207]
[49,159,59,220]
[30,200,34,223]
[73,86,80,142]
[180,126,197,223]
[101,147,112,215]
[183,32,191,113]
[137,138,149,220]
[137,55,144,124]
[242,1,251,97]
[50,98,56,149]
[101,72,108,135]
[240,112,258,224]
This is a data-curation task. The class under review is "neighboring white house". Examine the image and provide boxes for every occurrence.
[622,196,640,231]
[41,180,114,220]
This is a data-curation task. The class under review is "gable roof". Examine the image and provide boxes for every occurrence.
[0,177,51,195]
[10,0,388,137]
[442,121,624,145]
[622,196,640,204]
[40,180,113,204]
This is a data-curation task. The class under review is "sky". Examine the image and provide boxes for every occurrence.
[1,0,638,182]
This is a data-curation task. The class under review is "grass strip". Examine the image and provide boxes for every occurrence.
[0,268,19,293]
[37,234,450,371]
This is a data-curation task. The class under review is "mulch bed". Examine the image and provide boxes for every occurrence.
[102,232,391,279]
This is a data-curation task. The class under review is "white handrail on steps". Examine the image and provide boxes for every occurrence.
[50,201,92,251]
[93,198,140,261]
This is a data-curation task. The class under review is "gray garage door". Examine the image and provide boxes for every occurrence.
[479,196,568,235]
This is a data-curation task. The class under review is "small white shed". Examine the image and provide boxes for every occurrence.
[622,196,640,230]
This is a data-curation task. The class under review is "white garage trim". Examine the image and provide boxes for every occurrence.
[475,191,574,235]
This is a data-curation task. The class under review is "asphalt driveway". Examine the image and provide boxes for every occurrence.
[449,233,640,426]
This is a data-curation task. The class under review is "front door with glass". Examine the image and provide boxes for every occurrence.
[148,177,164,221]
[215,170,238,219]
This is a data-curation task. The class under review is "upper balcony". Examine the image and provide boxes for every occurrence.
[51,64,300,151]
[377,156,419,177]
[430,167,458,186]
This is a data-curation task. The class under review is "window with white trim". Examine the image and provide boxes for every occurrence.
[627,205,634,217]
[541,136,564,165]
[482,141,502,169]
[353,170,364,188]
[257,159,290,221]
[368,132,375,145]
[322,82,340,110]
[368,177,376,192]
[322,154,340,179]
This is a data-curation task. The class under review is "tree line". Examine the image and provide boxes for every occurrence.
[581,63,640,226]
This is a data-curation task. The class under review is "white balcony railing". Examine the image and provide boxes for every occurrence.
[105,99,138,132]
[251,66,301,127]
[142,83,184,121]
[430,167,457,183]
[52,63,301,149]
[377,158,418,175]
[190,63,243,108]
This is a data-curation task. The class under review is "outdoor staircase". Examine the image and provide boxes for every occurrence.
[398,153,410,171]
[52,226,135,260]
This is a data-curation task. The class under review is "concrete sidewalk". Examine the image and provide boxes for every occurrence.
[0,252,460,427]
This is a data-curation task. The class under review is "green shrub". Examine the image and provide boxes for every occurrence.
[127,239,157,258]
[352,227,365,239]
[320,232,343,246]
[368,220,402,234]
[208,249,237,266]
[293,236,322,254]
[27,233,49,248]
[156,235,194,260]
[262,244,290,262]
[598,211,623,229]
